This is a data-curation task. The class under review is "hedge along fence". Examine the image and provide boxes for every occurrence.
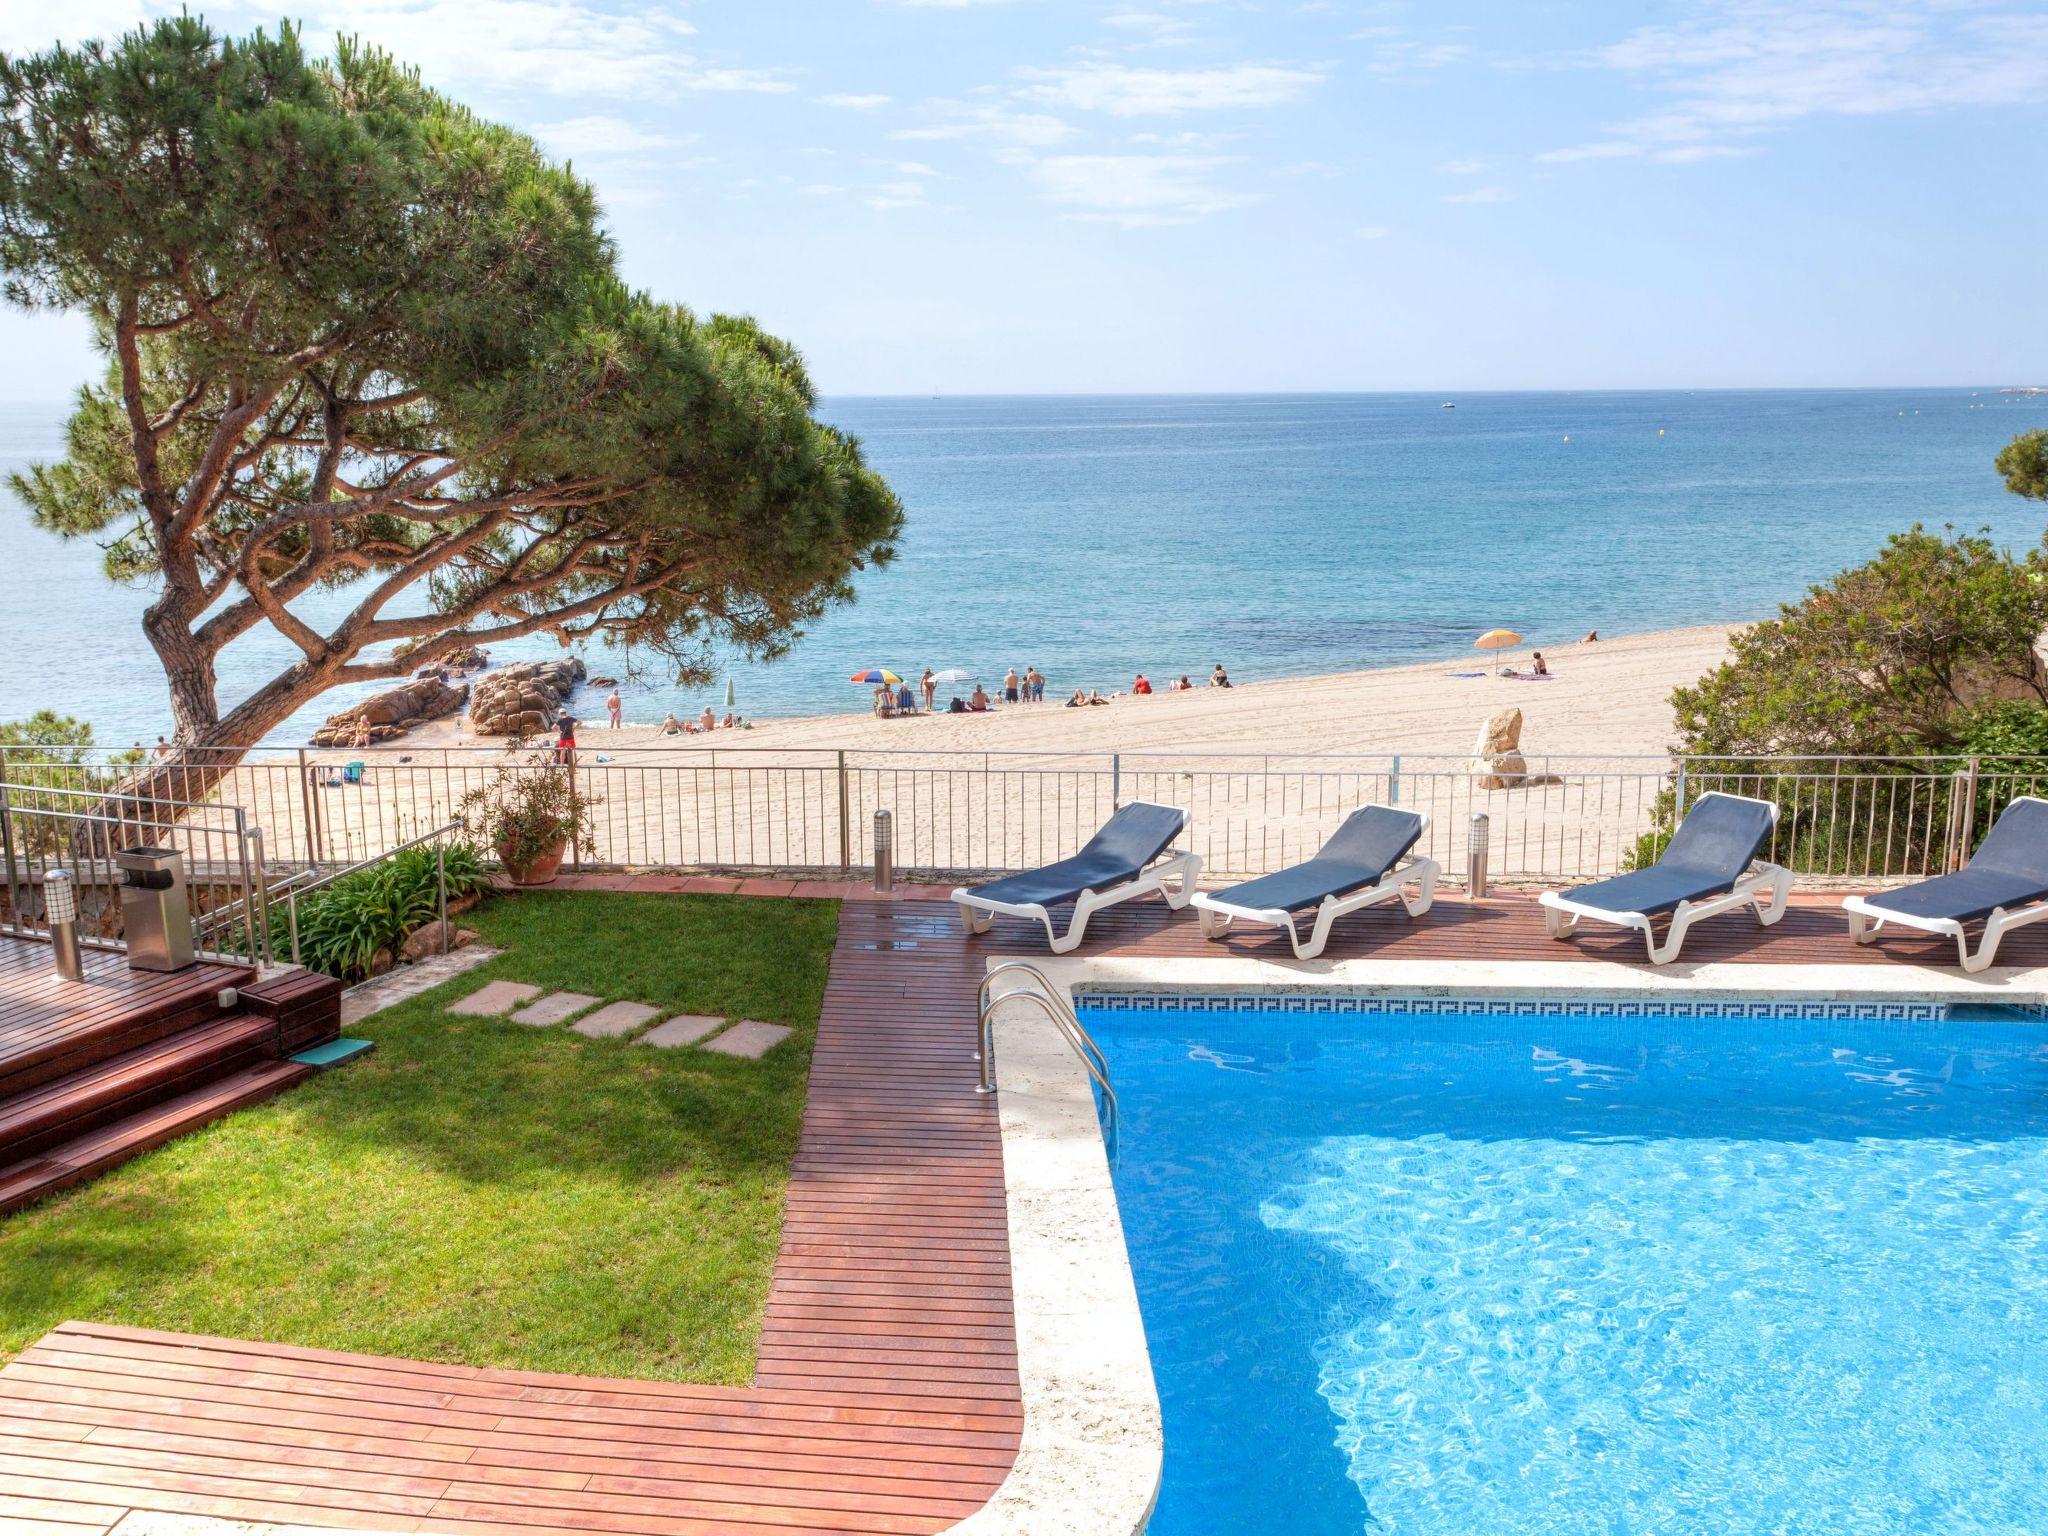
[1626,756,2048,880]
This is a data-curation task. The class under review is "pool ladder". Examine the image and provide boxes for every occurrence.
[976,961,1118,1157]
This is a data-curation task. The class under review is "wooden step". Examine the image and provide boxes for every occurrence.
[0,1012,280,1165]
[0,959,255,1101]
[0,1060,313,1217]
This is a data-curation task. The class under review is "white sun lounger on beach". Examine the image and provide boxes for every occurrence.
[1191,805,1438,959]
[1539,791,1792,965]
[951,801,1201,953]
[1842,796,2048,972]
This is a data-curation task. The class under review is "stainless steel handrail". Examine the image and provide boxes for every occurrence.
[975,961,1117,1156]
[270,819,466,967]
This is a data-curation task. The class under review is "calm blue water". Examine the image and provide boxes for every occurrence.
[1,389,2041,742]
[1081,998,2048,1536]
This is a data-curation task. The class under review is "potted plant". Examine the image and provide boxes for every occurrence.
[458,753,599,885]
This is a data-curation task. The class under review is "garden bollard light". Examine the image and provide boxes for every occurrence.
[1467,812,1490,899]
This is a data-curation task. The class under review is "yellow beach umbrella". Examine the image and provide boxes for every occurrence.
[1474,628,1523,675]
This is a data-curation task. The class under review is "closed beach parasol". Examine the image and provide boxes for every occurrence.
[1474,628,1523,675]
[723,677,737,709]
[849,668,903,686]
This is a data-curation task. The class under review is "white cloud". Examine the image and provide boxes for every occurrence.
[530,114,681,156]
[1442,184,1511,203]
[1436,158,1487,175]
[889,160,941,176]
[866,179,932,210]
[818,92,893,110]
[1542,2,2048,164]
[1353,34,1472,75]
[1025,153,1255,227]
[0,0,150,51]
[1353,224,1391,240]
[893,103,1075,148]
[1015,61,1326,116]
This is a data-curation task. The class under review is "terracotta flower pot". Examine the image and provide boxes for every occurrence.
[499,837,567,886]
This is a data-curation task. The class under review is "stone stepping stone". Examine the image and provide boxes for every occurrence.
[448,980,542,1017]
[638,1014,725,1049]
[508,991,602,1027]
[572,1001,662,1039]
[702,1020,792,1059]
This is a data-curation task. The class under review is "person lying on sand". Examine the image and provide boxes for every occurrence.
[1088,690,1110,706]
[1067,689,1086,708]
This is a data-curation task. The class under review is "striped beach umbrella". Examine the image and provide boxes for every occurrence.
[849,669,903,686]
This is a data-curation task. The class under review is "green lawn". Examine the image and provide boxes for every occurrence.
[0,891,839,1383]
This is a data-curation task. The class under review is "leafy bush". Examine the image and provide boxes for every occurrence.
[0,711,144,855]
[275,838,492,981]
[1670,526,2048,758]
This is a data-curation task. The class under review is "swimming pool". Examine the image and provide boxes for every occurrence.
[1075,993,2048,1536]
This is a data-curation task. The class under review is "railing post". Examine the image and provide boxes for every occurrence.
[1110,752,1122,809]
[1389,754,1401,806]
[0,780,18,933]
[247,828,273,967]
[836,751,851,873]
[436,839,450,956]
[296,747,315,865]
[234,813,260,963]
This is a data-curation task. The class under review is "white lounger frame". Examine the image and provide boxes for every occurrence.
[1839,794,2048,973]
[951,805,1203,954]
[1840,895,2048,974]
[1537,792,1793,965]
[1191,840,1440,960]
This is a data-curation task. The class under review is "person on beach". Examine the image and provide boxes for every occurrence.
[605,688,622,728]
[1531,651,1549,676]
[921,669,937,712]
[1581,631,1599,643]
[722,712,738,729]
[1027,666,1045,702]
[150,735,172,762]
[660,712,684,736]
[895,682,915,714]
[1003,667,1020,705]
[1133,674,1153,695]
[971,684,991,711]
[1067,689,1086,708]
[350,718,372,750]
[700,704,717,732]
[1210,664,1231,688]
[1088,690,1110,706]
[554,714,578,768]
[1172,675,1191,692]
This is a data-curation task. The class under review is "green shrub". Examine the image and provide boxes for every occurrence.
[274,839,491,980]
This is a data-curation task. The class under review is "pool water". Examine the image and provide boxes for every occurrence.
[1077,997,2048,1536]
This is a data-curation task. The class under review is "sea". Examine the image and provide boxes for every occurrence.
[0,389,2040,745]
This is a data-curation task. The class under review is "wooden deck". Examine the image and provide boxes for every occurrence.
[0,902,1019,1536]
[0,883,2021,1536]
[0,940,254,1100]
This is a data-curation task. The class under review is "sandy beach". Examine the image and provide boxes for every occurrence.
[403,624,1737,764]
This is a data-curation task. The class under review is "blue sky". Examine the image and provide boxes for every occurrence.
[1,0,2044,395]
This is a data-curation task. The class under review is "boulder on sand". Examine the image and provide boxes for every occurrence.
[309,676,468,746]
[467,659,587,736]
[1468,706,1562,790]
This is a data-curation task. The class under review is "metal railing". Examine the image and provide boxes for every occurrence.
[0,780,266,962]
[6,743,2047,889]
[977,961,1117,1156]
[255,819,466,970]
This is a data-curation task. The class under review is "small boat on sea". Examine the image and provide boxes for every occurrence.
[1440,401,1455,409]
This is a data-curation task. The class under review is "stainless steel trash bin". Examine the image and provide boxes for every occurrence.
[115,846,196,972]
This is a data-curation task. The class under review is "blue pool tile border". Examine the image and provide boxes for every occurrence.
[1073,992,1951,1022]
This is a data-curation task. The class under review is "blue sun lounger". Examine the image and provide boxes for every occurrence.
[952,801,1202,953]
[1190,805,1438,959]
[1539,791,1791,964]
[1842,795,2048,972]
